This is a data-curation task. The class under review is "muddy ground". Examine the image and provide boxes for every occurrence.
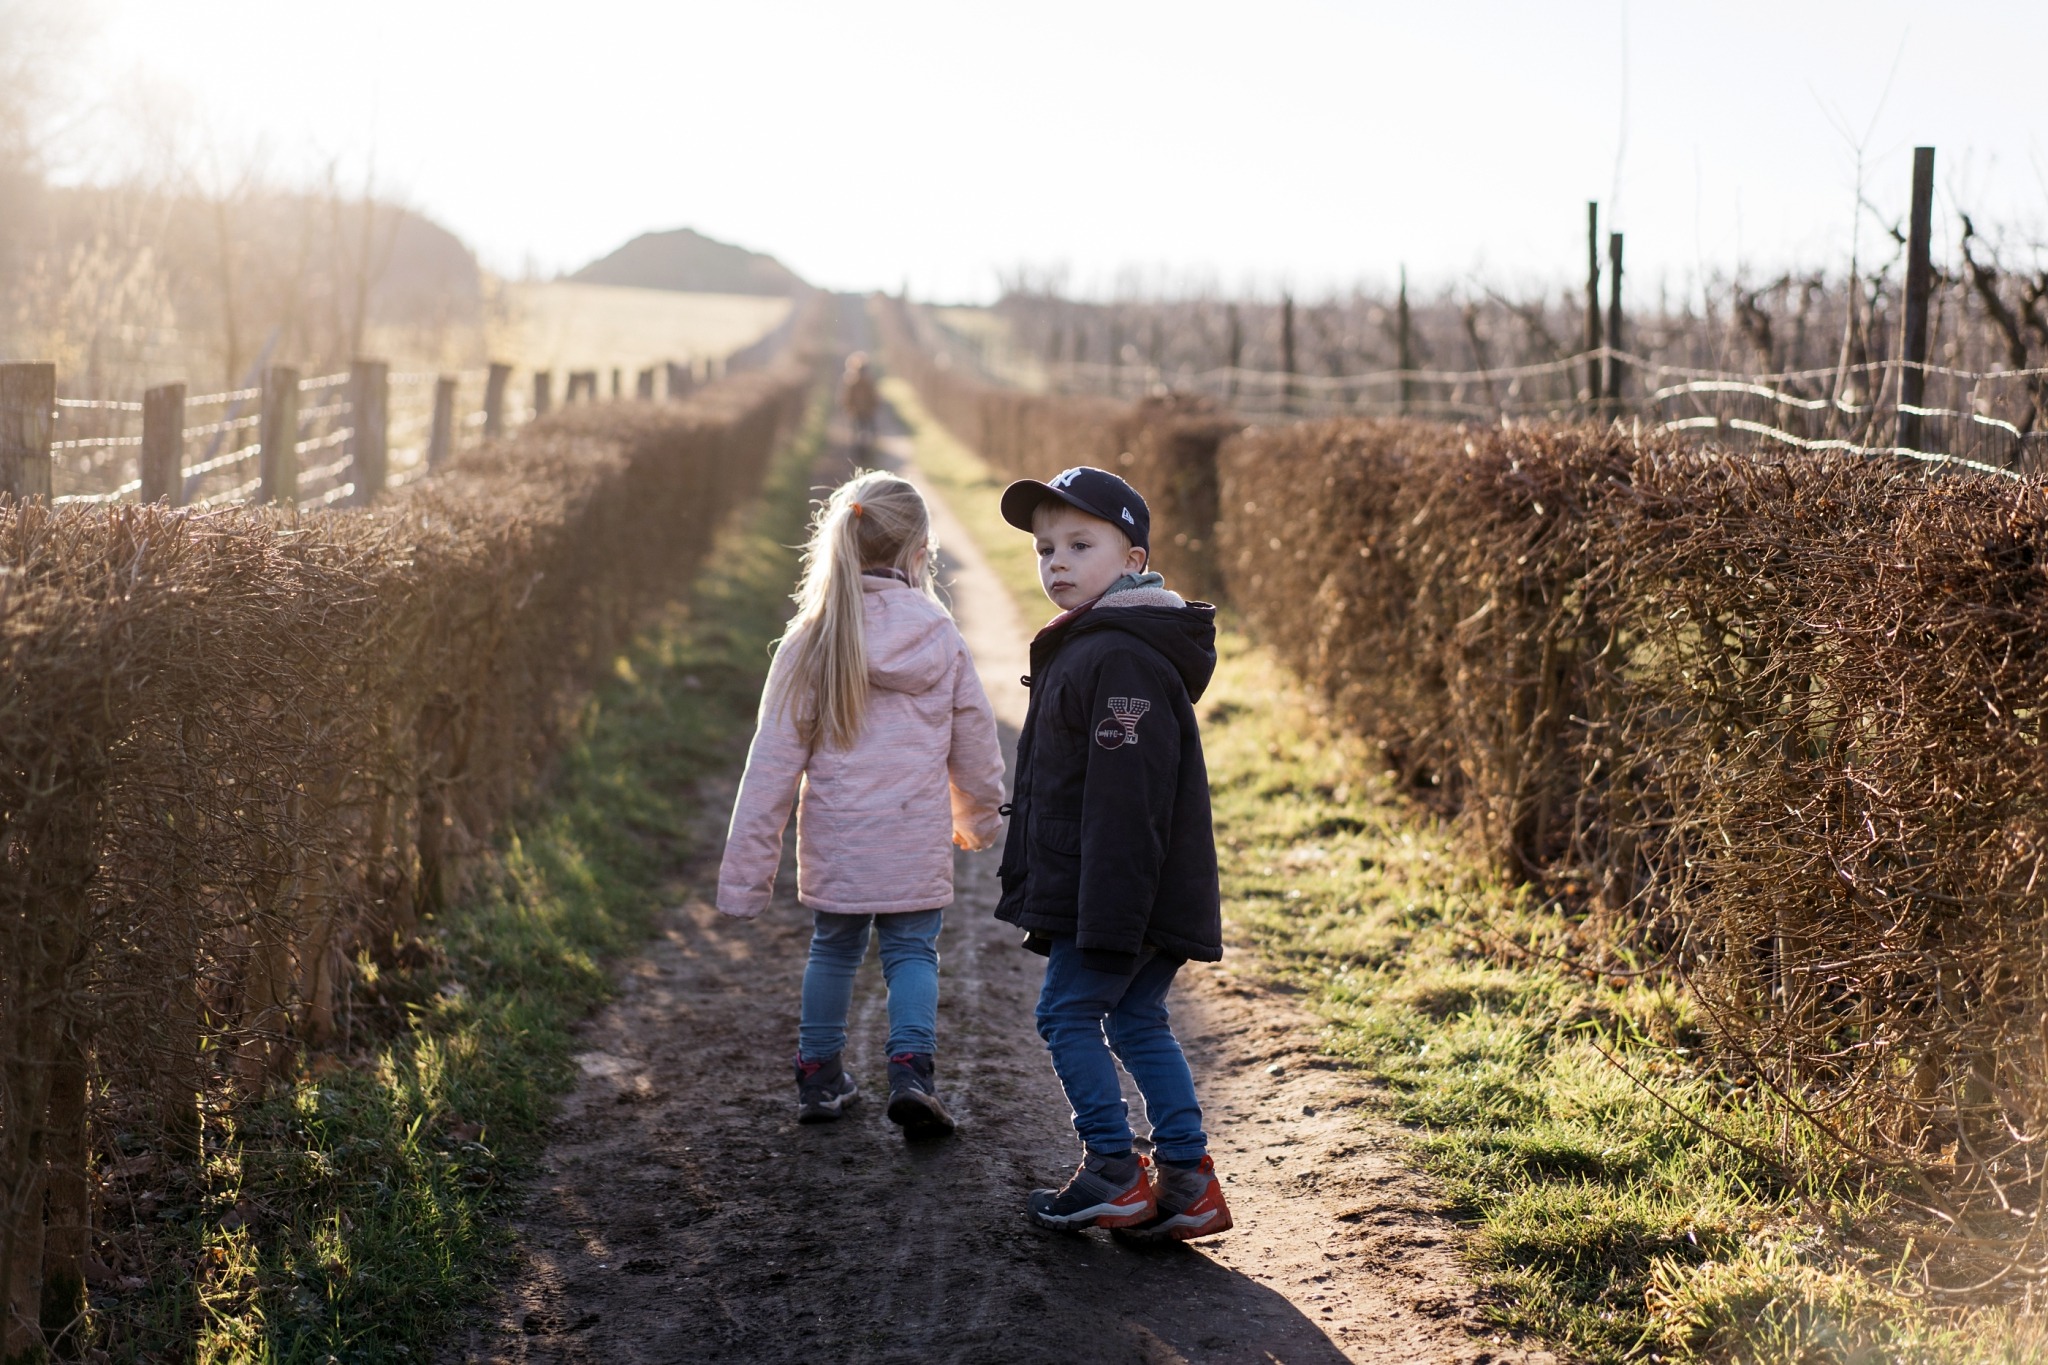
[448,343,1555,1365]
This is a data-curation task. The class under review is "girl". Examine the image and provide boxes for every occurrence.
[717,472,1005,1138]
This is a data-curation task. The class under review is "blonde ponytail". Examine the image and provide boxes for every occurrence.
[769,471,940,749]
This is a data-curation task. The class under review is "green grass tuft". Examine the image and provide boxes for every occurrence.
[878,374,1049,616]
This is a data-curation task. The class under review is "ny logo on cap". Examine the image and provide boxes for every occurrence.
[1049,468,1084,489]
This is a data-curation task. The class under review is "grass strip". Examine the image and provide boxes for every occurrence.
[1197,646,2037,1364]
[100,393,823,1365]
[883,381,2042,1365]
[878,374,1047,613]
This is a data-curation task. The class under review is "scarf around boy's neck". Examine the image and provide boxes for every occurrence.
[1101,570,1165,599]
[1035,570,1169,639]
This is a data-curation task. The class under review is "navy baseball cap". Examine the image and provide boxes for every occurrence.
[1000,466,1150,551]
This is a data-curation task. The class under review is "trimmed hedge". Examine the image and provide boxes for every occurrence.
[1225,417,2048,1227]
[886,297,2047,1253]
[0,352,811,1353]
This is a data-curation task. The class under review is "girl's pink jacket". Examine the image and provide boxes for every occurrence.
[716,577,1007,918]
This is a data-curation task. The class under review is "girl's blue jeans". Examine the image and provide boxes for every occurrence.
[1034,936,1208,1164]
[798,909,943,1061]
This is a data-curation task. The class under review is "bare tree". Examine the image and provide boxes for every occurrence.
[0,0,84,353]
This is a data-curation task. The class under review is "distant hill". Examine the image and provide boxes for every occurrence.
[569,228,803,296]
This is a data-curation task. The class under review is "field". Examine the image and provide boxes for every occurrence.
[491,282,793,378]
[929,305,1051,392]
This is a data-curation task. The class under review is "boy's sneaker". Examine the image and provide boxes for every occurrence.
[794,1053,857,1123]
[885,1052,956,1139]
[1114,1154,1234,1243]
[1026,1151,1156,1231]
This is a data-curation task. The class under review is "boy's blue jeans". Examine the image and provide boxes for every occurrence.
[1035,936,1208,1164]
[798,909,942,1061]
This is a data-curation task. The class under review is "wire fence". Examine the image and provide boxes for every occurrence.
[30,348,758,511]
[912,305,2048,477]
[51,368,484,509]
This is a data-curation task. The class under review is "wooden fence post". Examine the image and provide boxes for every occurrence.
[1396,267,1414,415]
[1226,304,1242,402]
[666,361,686,400]
[259,366,300,505]
[1280,294,1297,413]
[0,362,55,500]
[428,376,456,468]
[349,358,389,501]
[1585,202,1603,405]
[636,368,656,400]
[141,382,186,504]
[533,371,552,418]
[610,367,622,399]
[1899,146,1937,451]
[1605,232,1626,409]
[483,361,510,439]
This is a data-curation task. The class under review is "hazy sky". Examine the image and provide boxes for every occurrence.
[57,0,2048,302]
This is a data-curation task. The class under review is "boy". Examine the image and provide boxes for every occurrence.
[994,466,1232,1243]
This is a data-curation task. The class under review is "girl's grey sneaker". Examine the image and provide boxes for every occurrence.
[794,1053,858,1123]
[1026,1150,1155,1231]
[885,1052,956,1139]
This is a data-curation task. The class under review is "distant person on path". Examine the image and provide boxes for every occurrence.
[842,352,879,454]
[717,472,1005,1138]
[993,467,1233,1242]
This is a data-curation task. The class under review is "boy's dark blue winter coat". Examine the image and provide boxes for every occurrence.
[995,597,1223,971]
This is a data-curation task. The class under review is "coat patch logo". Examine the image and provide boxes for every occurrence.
[1095,696,1152,749]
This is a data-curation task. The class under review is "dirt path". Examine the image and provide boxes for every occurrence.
[451,337,1554,1364]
